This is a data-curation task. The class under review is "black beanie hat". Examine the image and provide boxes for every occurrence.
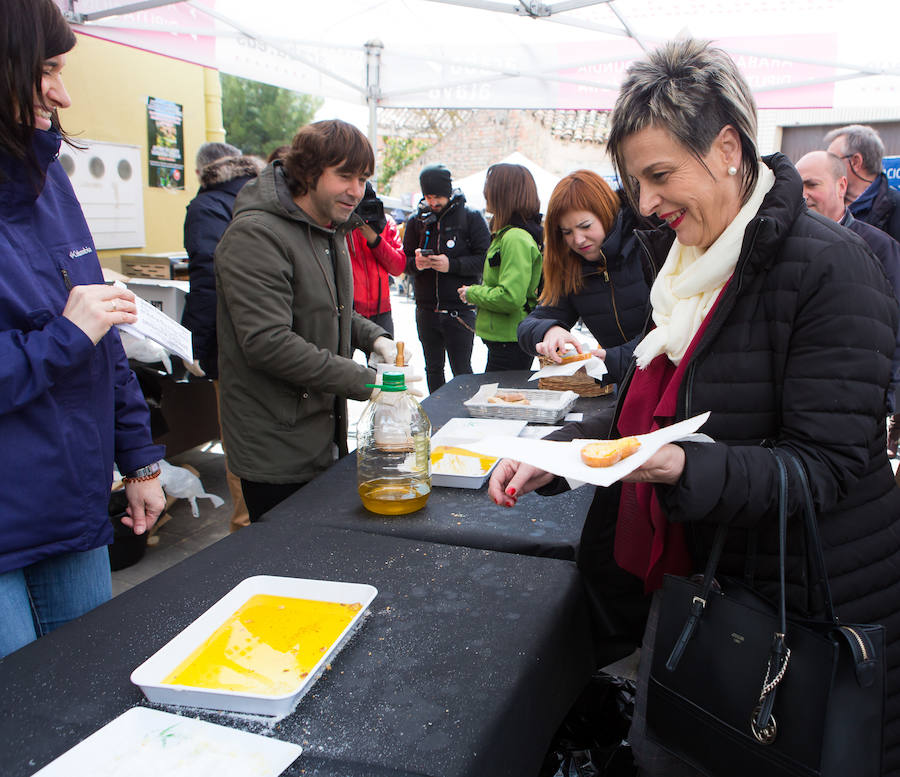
[419,164,452,198]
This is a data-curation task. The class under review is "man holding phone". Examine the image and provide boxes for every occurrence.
[403,164,490,392]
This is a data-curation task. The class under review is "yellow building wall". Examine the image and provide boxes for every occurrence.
[62,33,224,271]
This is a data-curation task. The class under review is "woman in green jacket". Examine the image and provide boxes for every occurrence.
[458,163,543,371]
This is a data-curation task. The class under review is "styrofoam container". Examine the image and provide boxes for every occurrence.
[428,418,526,489]
[431,417,527,445]
[131,575,377,717]
[430,445,499,489]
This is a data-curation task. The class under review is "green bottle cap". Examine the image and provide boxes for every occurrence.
[364,371,406,392]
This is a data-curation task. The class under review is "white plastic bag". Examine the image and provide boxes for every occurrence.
[158,459,224,518]
[119,330,173,374]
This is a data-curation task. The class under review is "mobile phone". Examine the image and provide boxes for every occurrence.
[420,249,434,256]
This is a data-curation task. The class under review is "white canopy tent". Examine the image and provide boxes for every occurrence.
[62,0,900,146]
[455,151,560,213]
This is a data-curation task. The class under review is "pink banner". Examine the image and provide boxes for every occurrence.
[74,0,217,69]
[555,34,837,110]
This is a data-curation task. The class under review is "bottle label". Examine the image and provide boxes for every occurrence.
[413,433,430,474]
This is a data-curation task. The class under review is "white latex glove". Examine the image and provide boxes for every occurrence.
[182,358,206,377]
[370,336,397,365]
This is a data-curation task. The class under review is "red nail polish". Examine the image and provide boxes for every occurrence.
[506,487,517,496]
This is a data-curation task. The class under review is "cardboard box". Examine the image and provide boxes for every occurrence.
[120,252,187,279]
[126,277,189,323]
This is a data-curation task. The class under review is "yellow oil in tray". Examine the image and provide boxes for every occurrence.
[163,594,362,695]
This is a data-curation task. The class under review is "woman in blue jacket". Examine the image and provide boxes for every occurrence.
[0,0,165,658]
[517,170,652,384]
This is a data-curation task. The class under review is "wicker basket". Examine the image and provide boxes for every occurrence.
[537,359,614,397]
[464,388,578,424]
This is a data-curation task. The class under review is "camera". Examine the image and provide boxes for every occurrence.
[420,211,438,227]
[354,196,386,234]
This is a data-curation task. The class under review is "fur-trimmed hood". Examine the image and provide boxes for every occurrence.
[199,155,264,189]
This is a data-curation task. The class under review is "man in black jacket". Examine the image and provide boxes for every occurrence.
[797,149,900,454]
[402,164,491,393]
[182,142,262,532]
[825,124,900,244]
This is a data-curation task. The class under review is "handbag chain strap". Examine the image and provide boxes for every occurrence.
[751,452,793,742]
[665,449,824,741]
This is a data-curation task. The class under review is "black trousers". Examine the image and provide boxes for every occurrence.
[240,479,307,523]
[484,340,535,372]
[415,307,475,393]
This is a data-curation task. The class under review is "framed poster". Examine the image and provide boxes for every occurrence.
[146,96,184,190]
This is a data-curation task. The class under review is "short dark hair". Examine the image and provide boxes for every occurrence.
[282,120,374,197]
[266,145,290,164]
[483,163,540,232]
[607,38,760,209]
[0,0,77,168]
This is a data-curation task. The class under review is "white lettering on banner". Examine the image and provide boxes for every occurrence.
[576,61,630,77]
[734,55,791,71]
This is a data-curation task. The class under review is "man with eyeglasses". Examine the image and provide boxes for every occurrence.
[824,124,900,245]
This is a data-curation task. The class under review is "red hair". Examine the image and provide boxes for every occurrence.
[541,170,619,305]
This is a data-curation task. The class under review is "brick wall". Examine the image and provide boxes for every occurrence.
[388,110,611,204]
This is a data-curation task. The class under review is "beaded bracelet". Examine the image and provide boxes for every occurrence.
[122,469,161,484]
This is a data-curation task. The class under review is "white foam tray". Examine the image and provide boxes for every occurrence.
[32,707,302,777]
[430,418,527,488]
[131,575,377,717]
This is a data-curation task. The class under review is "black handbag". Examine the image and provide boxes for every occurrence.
[646,450,885,777]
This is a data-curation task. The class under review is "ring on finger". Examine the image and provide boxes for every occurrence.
[111,300,117,312]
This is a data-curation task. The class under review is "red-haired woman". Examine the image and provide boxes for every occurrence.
[517,170,652,383]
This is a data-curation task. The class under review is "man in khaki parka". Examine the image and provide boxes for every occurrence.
[215,120,396,521]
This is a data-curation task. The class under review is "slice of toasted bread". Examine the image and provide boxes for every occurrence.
[559,349,592,364]
[580,437,642,467]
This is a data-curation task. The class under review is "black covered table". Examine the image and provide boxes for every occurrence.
[1,524,593,777]
[270,371,616,560]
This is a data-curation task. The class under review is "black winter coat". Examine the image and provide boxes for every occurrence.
[854,172,900,246]
[843,210,900,406]
[553,155,900,770]
[181,156,260,377]
[402,189,491,312]
[517,203,652,383]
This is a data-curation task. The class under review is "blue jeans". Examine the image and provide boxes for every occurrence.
[0,546,112,658]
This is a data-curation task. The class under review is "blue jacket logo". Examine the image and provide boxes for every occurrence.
[68,245,93,259]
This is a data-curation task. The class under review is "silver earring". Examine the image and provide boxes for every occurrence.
[727,166,738,176]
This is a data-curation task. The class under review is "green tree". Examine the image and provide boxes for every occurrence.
[220,74,323,159]
[379,136,432,195]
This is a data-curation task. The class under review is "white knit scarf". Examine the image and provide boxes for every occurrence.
[633,163,776,369]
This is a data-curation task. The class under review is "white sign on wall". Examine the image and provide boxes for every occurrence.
[59,140,145,251]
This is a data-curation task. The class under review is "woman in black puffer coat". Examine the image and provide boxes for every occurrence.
[492,39,900,776]
[517,170,652,383]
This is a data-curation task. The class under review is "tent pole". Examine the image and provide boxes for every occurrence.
[365,39,384,185]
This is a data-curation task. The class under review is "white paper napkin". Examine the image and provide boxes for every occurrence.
[464,412,711,488]
[529,355,608,381]
[464,383,578,408]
